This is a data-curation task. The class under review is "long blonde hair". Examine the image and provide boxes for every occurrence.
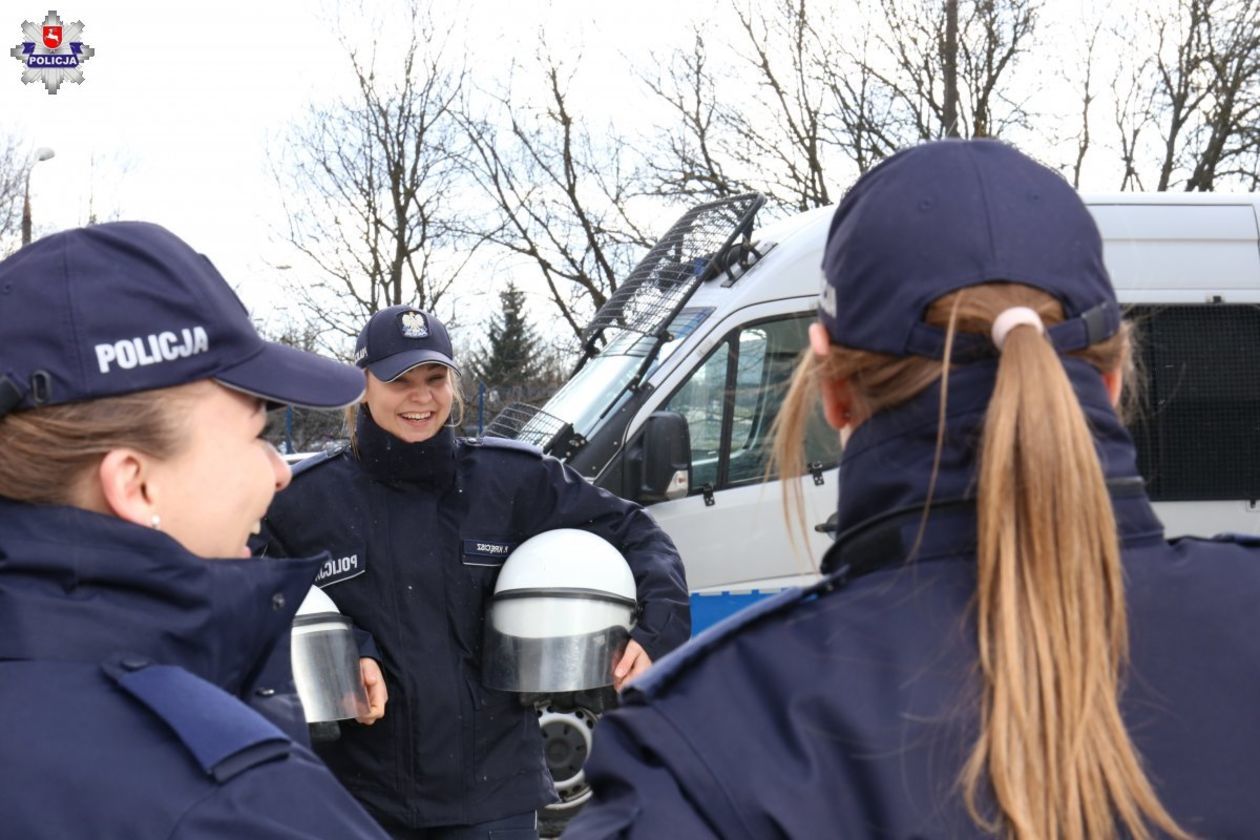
[771,283,1188,840]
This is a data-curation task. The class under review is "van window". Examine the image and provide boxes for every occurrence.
[663,313,840,492]
[1126,304,1260,501]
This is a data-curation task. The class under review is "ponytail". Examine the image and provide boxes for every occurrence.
[771,283,1189,840]
[962,293,1186,839]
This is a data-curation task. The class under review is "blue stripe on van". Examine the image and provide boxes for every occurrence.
[689,590,782,635]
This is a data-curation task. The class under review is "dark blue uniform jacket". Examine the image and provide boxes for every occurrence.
[566,360,1260,839]
[0,498,388,839]
[255,416,690,829]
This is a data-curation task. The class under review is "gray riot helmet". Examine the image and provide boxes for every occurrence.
[482,529,637,693]
[290,586,370,724]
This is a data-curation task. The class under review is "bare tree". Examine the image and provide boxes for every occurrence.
[643,1,848,212]
[460,51,654,342]
[274,2,479,348]
[0,136,27,255]
[867,0,1041,141]
[1113,0,1260,191]
[640,32,749,202]
[726,0,836,211]
[642,0,1042,210]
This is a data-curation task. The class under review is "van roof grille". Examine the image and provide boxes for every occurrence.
[582,193,764,347]
[483,401,572,452]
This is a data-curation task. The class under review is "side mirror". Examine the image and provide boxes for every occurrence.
[633,411,691,504]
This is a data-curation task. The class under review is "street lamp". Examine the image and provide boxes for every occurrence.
[20,147,56,246]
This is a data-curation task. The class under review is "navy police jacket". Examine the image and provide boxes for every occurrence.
[254,415,690,829]
[566,360,1260,839]
[0,498,388,839]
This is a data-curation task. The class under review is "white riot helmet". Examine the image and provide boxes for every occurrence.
[482,529,637,693]
[290,586,369,724]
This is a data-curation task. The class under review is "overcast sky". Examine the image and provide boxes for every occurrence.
[1,0,693,337]
[3,0,1185,346]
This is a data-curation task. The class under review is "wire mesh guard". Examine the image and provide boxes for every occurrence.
[484,402,571,450]
[582,193,764,346]
[1127,304,1260,501]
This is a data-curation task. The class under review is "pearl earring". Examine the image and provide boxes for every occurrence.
[150,514,161,530]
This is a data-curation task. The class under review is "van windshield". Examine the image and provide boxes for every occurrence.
[542,308,712,439]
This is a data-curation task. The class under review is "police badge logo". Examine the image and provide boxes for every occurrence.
[399,310,429,339]
[10,10,93,95]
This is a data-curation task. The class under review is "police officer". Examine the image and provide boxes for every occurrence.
[0,223,390,839]
[565,141,1260,839]
[254,306,691,839]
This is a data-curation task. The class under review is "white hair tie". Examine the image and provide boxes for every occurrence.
[991,306,1045,351]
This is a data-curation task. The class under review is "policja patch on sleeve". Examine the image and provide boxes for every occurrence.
[313,549,366,587]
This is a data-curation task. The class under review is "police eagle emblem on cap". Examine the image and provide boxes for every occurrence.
[399,310,429,339]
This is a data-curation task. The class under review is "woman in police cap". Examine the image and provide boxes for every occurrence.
[254,305,691,839]
[0,222,388,839]
[566,140,1260,839]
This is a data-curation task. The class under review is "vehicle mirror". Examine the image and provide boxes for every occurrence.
[637,411,691,504]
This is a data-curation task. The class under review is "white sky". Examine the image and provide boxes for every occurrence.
[1,0,694,338]
[1,0,1188,347]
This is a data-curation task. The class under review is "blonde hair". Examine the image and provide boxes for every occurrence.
[0,389,191,506]
[346,366,465,452]
[771,283,1188,840]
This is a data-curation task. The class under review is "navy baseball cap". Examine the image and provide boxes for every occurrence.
[354,305,460,381]
[820,139,1119,359]
[0,222,366,416]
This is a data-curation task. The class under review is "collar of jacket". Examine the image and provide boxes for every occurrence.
[355,408,458,489]
[0,498,319,695]
[825,357,1161,575]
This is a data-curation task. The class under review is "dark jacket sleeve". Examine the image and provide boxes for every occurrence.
[521,455,691,661]
[170,746,390,839]
[561,709,723,840]
[252,512,382,663]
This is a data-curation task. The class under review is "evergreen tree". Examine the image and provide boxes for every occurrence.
[470,282,543,388]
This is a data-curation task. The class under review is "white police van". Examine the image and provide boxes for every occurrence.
[492,190,1260,830]
[493,191,1260,625]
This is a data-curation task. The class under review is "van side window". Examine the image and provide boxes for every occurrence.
[1126,304,1260,501]
[663,314,840,492]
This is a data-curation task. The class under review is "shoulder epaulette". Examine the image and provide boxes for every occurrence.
[103,656,291,783]
[464,435,544,457]
[290,444,350,478]
[625,573,847,701]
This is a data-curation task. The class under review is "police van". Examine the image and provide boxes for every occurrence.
[489,191,1260,635]
[485,190,1260,831]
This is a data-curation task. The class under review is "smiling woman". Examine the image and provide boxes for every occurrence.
[0,222,388,839]
[364,363,456,443]
[254,304,691,840]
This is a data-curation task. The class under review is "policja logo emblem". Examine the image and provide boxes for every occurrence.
[399,310,429,339]
[9,10,93,95]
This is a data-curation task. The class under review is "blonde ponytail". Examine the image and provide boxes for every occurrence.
[771,283,1189,840]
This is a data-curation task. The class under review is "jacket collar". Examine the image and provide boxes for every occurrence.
[823,358,1163,576]
[355,408,457,489]
[0,498,318,694]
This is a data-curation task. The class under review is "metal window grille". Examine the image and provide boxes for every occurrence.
[483,402,572,451]
[581,193,765,350]
[1127,304,1260,501]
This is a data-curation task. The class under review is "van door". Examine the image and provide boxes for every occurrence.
[633,303,841,629]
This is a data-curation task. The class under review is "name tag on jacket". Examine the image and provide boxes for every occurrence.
[461,539,515,567]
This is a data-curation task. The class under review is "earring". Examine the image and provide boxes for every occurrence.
[150,514,161,530]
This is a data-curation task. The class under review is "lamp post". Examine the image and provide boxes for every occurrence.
[20,147,56,246]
